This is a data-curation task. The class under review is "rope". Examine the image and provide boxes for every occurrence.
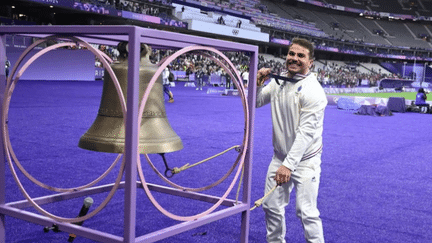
[235,165,244,204]
[250,185,278,211]
[172,145,240,174]
[144,149,242,192]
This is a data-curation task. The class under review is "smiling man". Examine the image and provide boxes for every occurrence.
[256,38,327,243]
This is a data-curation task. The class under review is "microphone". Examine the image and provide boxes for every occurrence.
[67,197,94,242]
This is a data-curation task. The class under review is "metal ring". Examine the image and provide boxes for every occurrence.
[2,35,126,223]
[137,45,250,221]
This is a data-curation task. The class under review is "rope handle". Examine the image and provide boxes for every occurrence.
[250,185,278,211]
[171,145,241,175]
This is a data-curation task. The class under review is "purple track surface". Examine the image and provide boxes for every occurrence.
[4,81,432,243]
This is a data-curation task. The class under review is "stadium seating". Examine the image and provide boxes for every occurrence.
[359,63,392,76]
[323,0,419,16]
[2,0,432,83]
[377,20,432,49]
[171,0,432,56]
[367,0,418,15]
[322,0,364,9]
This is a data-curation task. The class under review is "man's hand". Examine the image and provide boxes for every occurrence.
[274,165,292,185]
[257,68,272,86]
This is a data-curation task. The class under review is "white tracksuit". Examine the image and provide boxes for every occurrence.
[256,73,327,243]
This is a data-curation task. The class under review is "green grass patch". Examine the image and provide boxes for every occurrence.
[332,92,429,101]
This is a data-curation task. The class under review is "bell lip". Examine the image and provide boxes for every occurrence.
[78,137,183,154]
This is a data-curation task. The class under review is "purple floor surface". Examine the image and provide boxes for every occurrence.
[3,81,432,243]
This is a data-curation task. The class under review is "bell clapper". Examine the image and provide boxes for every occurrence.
[159,153,174,178]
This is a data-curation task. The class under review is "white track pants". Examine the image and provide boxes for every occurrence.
[262,153,324,243]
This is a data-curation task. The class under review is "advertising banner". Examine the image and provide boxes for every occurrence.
[121,11,161,24]
[271,38,290,46]
[73,2,121,17]
[160,18,188,29]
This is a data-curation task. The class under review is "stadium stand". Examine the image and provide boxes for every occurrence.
[258,0,327,37]
[359,62,392,76]
[324,0,365,9]
[367,0,419,15]
[323,0,420,16]
[377,20,432,49]
[2,0,432,89]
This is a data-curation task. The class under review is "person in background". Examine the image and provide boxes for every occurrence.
[217,15,225,25]
[162,66,174,103]
[5,58,10,79]
[415,88,429,113]
[256,38,327,243]
[223,69,232,89]
[241,67,249,88]
[195,67,204,91]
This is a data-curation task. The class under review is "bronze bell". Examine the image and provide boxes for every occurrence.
[78,42,183,154]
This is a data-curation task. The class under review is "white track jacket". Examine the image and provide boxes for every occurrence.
[256,73,327,172]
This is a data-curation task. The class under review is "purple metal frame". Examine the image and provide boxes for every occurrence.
[0,25,258,243]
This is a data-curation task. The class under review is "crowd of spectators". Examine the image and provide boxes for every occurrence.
[150,49,251,76]
[149,48,395,88]
[316,62,400,87]
[48,39,400,89]
[75,0,172,17]
[41,36,402,89]
[50,37,398,90]
[257,55,285,75]
[117,0,158,16]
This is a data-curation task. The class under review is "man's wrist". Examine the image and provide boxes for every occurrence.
[283,165,292,173]
[282,163,295,173]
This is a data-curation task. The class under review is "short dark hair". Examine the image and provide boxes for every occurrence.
[289,38,314,60]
